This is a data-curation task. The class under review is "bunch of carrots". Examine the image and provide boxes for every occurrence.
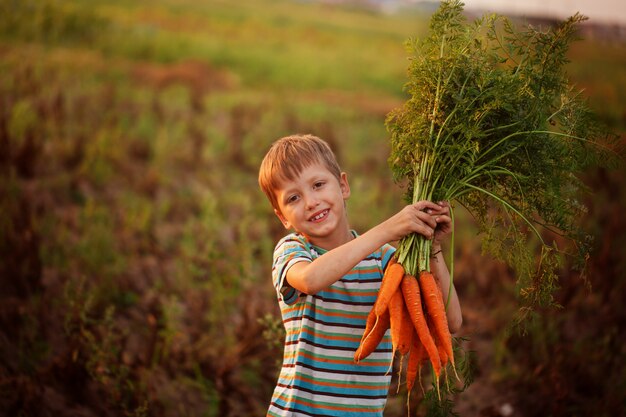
[354,257,456,399]
[352,0,614,413]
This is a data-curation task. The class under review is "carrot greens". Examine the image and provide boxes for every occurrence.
[386,0,615,317]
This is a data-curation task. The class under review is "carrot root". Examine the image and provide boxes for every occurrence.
[419,270,455,368]
[401,274,442,377]
[373,263,405,317]
[354,309,390,363]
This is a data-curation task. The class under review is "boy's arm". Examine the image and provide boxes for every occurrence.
[285,201,442,295]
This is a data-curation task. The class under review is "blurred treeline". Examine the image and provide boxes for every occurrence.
[0,1,624,416]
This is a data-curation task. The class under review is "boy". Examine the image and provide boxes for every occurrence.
[258,134,462,417]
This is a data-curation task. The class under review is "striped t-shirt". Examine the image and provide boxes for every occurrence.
[267,232,396,417]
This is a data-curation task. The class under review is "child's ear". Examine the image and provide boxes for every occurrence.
[274,208,292,230]
[340,172,351,199]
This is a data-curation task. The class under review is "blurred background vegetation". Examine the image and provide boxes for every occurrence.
[0,0,624,416]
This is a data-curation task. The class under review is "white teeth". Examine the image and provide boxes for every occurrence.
[311,210,328,221]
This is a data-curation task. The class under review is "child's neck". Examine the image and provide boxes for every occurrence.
[306,226,354,252]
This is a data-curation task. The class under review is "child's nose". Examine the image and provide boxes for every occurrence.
[304,193,320,209]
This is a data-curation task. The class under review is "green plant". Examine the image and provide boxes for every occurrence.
[64,277,148,416]
[386,0,615,316]
[0,0,108,44]
[385,1,617,414]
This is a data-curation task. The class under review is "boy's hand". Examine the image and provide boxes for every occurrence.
[382,200,442,242]
[427,201,452,249]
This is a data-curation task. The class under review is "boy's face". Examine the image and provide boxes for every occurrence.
[273,162,351,248]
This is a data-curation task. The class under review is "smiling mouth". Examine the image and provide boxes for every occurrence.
[309,209,329,222]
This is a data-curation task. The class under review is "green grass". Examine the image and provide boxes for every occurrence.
[36,0,428,95]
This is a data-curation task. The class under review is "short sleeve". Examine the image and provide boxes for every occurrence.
[272,235,312,305]
[380,243,396,271]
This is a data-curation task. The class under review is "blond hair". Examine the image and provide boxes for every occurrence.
[258,134,342,210]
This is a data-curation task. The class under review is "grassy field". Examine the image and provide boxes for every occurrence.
[1,0,624,416]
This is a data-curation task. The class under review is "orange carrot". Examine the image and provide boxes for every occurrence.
[390,289,413,389]
[355,258,395,346]
[389,288,412,357]
[354,308,390,362]
[401,274,441,377]
[419,270,454,369]
[360,304,377,347]
[373,262,405,317]
[354,257,399,362]
[406,333,427,393]
[429,316,448,368]
[399,295,414,356]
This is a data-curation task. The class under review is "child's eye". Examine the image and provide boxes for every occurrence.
[286,194,299,204]
[313,181,325,189]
